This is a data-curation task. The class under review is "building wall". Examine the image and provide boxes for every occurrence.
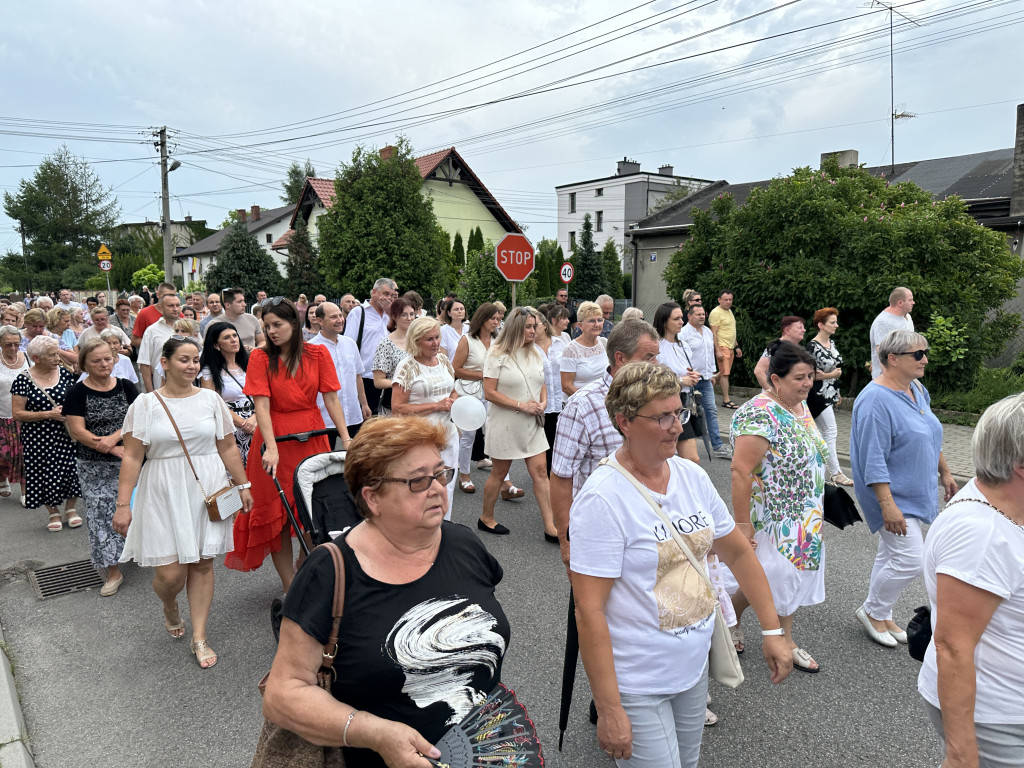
[422,180,510,248]
[629,231,689,313]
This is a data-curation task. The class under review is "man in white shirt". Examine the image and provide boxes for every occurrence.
[138,293,182,391]
[313,294,327,306]
[342,278,397,415]
[680,304,731,458]
[340,294,359,315]
[75,307,131,352]
[309,302,370,440]
[869,287,915,378]
[250,290,268,313]
[222,288,265,351]
[55,289,81,313]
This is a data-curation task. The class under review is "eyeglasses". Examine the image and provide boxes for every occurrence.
[260,296,287,309]
[634,408,690,429]
[893,349,927,361]
[377,467,455,493]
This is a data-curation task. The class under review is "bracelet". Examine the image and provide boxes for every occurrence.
[233,482,252,491]
[761,628,786,636]
[342,709,360,748]
[515,402,520,413]
[115,500,131,507]
[876,494,893,504]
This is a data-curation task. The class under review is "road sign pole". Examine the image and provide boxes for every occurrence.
[511,282,516,310]
[105,273,112,301]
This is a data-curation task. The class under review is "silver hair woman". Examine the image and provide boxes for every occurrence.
[0,324,29,501]
[918,393,1024,766]
[849,329,958,647]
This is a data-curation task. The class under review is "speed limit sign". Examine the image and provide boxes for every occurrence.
[559,262,574,284]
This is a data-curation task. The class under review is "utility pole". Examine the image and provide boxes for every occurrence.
[19,219,30,294]
[157,127,173,281]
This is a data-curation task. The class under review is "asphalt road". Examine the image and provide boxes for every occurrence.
[0,453,944,768]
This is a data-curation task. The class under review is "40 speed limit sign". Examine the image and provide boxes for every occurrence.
[559,262,574,284]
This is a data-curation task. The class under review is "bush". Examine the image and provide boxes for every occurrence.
[929,367,1024,414]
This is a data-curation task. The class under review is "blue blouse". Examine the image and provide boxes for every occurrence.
[849,380,943,533]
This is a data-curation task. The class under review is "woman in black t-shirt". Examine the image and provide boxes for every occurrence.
[263,416,510,768]
[64,338,139,595]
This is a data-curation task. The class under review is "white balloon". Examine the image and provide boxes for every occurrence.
[450,396,486,431]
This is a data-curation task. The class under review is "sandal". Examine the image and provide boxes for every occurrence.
[65,509,83,528]
[704,707,718,727]
[459,478,476,494]
[477,459,492,470]
[191,639,218,669]
[831,471,854,487]
[0,479,11,497]
[163,602,186,639]
[722,400,739,409]
[792,647,820,673]
[47,513,63,533]
[730,626,745,654]
[501,485,525,501]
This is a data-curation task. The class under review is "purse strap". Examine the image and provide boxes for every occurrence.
[152,390,208,498]
[223,368,255,409]
[315,541,347,688]
[599,455,715,601]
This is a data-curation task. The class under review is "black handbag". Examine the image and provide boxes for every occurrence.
[822,482,862,529]
[906,605,932,662]
[806,383,828,418]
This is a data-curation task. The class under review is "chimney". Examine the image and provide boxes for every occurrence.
[658,164,674,176]
[1011,103,1024,217]
[184,215,192,223]
[820,149,859,168]
[380,145,396,161]
[236,209,247,224]
[616,157,641,175]
[250,205,261,222]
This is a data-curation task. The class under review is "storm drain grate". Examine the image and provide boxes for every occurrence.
[27,560,104,600]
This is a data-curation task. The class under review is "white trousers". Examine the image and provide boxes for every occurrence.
[863,517,924,620]
[616,666,708,768]
[813,405,841,476]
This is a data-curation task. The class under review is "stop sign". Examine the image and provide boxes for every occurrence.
[495,233,534,282]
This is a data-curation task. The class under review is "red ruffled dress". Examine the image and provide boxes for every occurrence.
[225,344,340,572]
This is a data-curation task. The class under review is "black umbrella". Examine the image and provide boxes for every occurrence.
[557,588,578,751]
[694,393,714,461]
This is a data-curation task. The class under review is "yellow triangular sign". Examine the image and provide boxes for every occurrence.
[97,244,112,258]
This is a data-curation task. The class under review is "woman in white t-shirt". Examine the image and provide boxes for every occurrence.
[438,298,467,360]
[392,317,459,520]
[560,301,608,397]
[571,361,792,768]
[654,302,701,465]
[918,393,1024,767]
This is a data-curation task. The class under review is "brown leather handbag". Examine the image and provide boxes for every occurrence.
[250,542,347,768]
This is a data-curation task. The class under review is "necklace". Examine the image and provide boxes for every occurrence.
[620,449,667,494]
[768,388,802,416]
[1,350,20,367]
[946,497,1024,531]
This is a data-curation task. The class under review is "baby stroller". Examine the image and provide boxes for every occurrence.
[263,429,362,639]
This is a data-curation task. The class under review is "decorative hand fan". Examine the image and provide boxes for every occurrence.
[426,683,544,767]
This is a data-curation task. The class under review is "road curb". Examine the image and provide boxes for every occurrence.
[0,619,36,768]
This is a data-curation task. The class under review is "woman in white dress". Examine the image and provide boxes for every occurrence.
[531,308,565,475]
[654,302,702,465]
[480,307,557,541]
[113,336,253,669]
[560,301,608,397]
[438,298,467,359]
[199,321,257,467]
[391,317,459,520]
[452,302,500,493]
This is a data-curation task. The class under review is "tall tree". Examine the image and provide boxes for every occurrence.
[2,145,120,291]
[467,226,485,256]
[281,159,317,205]
[204,222,281,300]
[452,231,465,266]
[601,238,624,299]
[282,216,327,299]
[535,237,560,297]
[573,213,606,300]
[318,138,449,300]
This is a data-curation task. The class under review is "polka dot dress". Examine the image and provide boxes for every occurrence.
[10,368,82,508]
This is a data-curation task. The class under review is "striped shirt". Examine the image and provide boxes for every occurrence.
[551,370,621,496]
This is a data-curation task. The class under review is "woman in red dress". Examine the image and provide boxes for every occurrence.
[225,297,349,590]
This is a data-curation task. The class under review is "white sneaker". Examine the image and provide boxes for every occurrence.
[713,445,733,459]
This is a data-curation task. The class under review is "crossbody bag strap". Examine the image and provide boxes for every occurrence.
[508,351,538,402]
[317,541,347,689]
[599,455,716,600]
[152,391,207,498]
[223,368,255,408]
[355,305,366,351]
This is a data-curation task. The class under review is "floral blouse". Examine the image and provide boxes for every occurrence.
[808,339,843,407]
[731,394,828,570]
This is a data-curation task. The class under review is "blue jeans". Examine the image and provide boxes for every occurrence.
[695,378,722,449]
[617,665,709,768]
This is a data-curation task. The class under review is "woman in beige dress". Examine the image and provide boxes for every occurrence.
[479,307,557,540]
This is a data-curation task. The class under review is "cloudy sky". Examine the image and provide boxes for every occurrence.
[2,0,1021,256]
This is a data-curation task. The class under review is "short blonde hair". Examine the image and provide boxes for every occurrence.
[26,334,58,360]
[45,307,69,332]
[406,316,441,355]
[344,416,450,519]
[173,318,200,337]
[605,361,681,435]
[577,301,602,323]
[23,308,46,326]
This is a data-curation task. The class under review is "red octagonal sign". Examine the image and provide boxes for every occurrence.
[495,233,534,282]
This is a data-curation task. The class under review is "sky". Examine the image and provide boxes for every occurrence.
[2,0,1022,258]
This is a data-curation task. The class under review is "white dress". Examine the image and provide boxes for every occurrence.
[119,389,236,566]
[393,354,459,519]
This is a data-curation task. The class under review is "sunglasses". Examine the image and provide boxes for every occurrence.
[893,349,927,361]
[260,296,287,309]
[377,467,456,493]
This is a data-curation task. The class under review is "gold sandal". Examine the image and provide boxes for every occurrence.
[163,602,185,639]
[191,639,218,669]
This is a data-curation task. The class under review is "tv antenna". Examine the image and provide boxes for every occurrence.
[865,1,922,174]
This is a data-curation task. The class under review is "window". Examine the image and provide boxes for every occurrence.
[569,192,576,213]
[595,188,604,197]
[266,233,273,244]
[596,211,603,231]
[569,231,576,250]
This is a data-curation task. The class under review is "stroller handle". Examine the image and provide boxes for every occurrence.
[260,428,340,455]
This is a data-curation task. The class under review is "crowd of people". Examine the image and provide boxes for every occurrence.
[3,281,1020,768]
